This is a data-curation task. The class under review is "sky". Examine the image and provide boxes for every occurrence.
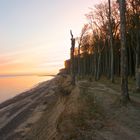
[0,0,101,75]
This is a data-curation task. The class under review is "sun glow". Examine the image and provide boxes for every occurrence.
[0,0,100,75]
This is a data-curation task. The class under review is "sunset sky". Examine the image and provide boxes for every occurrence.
[0,0,101,75]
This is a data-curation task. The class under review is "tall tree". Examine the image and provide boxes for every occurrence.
[70,30,76,85]
[108,0,114,82]
[135,32,140,91]
[119,0,130,102]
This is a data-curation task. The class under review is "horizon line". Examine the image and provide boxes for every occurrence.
[0,73,56,77]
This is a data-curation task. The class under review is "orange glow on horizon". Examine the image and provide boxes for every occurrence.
[0,62,62,75]
[0,75,53,102]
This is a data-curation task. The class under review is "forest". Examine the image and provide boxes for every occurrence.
[65,0,140,103]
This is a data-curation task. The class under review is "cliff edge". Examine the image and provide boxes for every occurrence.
[0,75,140,140]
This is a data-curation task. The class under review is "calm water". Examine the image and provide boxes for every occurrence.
[0,75,54,103]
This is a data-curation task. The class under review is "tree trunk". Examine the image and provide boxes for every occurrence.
[108,0,114,83]
[70,30,76,85]
[78,44,81,77]
[128,40,133,76]
[97,52,101,80]
[135,30,140,91]
[119,0,130,102]
[94,50,98,80]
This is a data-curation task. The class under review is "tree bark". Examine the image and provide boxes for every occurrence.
[119,0,130,102]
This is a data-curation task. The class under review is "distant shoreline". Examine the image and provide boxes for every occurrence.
[0,75,55,103]
[0,74,56,78]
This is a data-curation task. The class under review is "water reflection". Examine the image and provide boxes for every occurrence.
[0,75,53,103]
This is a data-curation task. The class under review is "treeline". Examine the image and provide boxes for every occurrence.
[65,0,140,102]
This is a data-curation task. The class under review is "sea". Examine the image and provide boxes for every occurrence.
[0,75,54,103]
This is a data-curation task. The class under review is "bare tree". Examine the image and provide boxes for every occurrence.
[70,30,76,85]
[119,0,130,102]
[108,0,114,83]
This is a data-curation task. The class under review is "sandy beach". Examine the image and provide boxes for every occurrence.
[0,74,73,140]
